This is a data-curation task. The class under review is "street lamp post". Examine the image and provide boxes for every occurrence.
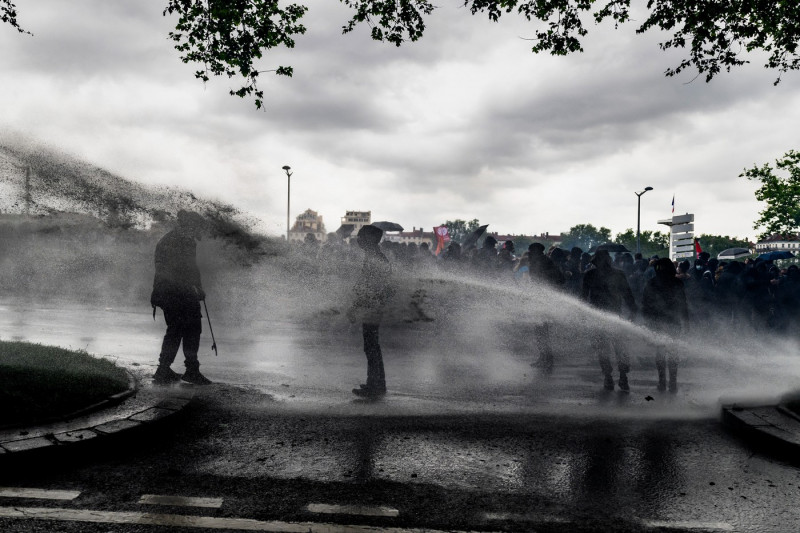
[282,165,292,241]
[635,186,654,254]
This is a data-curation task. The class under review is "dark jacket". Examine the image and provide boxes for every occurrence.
[582,264,637,316]
[642,277,689,332]
[151,229,202,308]
[352,249,393,323]
[529,254,565,288]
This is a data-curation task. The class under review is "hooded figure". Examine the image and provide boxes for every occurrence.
[347,224,393,398]
[581,250,638,391]
[151,210,212,385]
[642,257,689,392]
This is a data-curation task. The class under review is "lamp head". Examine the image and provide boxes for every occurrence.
[644,186,653,191]
[282,165,291,171]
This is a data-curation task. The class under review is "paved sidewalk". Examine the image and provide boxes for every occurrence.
[0,376,194,460]
[722,400,800,455]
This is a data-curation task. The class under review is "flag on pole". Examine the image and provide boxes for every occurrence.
[671,195,675,214]
[694,238,703,256]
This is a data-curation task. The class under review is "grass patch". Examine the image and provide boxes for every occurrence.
[0,341,129,427]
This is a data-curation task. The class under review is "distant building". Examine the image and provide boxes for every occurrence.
[485,232,564,249]
[755,234,800,253]
[288,208,326,243]
[338,210,371,240]
[383,226,435,247]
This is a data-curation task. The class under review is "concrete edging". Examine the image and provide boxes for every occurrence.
[0,378,195,459]
[721,403,800,455]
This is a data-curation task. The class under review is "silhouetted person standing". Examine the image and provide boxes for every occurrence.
[347,225,393,398]
[151,210,212,385]
[582,250,638,391]
[528,243,565,371]
[642,258,689,392]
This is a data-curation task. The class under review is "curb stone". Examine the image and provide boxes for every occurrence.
[721,403,800,454]
[0,377,195,460]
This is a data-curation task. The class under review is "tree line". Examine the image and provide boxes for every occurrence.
[444,219,750,259]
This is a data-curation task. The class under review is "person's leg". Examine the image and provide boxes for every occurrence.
[534,322,554,372]
[154,307,182,384]
[363,323,385,391]
[667,351,678,392]
[593,332,614,390]
[655,347,667,391]
[179,303,211,385]
[615,340,631,392]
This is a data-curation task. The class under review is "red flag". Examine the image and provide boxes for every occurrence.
[433,226,450,255]
[694,238,703,256]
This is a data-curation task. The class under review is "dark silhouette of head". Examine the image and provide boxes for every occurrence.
[591,249,612,268]
[176,210,207,239]
[483,236,498,249]
[529,242,545,256]
[655,257,677,280]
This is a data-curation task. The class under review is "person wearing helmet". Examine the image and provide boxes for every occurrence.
[347,224,394,398]
[150,210,212,386]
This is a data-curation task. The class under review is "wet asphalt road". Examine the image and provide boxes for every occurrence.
[1,301,800,532]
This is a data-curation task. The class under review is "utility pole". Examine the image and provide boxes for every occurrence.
[282,165,292,241]
[635,186,654,254]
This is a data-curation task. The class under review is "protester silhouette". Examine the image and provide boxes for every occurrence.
[151,210,212,385]
[581,250,638,391]
[527,242,565,371]
[347,224,394,398]
[641,258,689,392]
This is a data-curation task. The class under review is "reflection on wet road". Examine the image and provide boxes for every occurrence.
[3,299,800,531]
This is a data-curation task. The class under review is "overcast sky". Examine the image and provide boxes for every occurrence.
[1,1,798,241]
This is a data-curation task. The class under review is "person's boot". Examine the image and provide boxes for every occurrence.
[182,368,213,385]
[353,380,386,398]
[603,373,615,391]
[618,372,630,392]
[153,365,181,385]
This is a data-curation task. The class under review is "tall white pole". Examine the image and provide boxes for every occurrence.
[283,165,292,241]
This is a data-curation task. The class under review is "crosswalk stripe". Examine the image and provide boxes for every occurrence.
[0,488,80,501]
[641,520,734,531]
[483,511,568,523]
[306,503,399,517]
[0,506,497,533]
[139,494,223,508]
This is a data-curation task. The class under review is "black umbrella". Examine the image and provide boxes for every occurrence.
[758,250,795,261]
[371,221,404,232]
[588,243,631,254]
[717,247,751,260]
[461,224,489,249]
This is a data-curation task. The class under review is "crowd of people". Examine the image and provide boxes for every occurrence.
[301,229,800,394]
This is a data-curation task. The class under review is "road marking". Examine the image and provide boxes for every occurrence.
[0,487,80,501]
[139,494,223,508]
[641,520,734,531]
[484,511,568,523]
[0,506,498,533]
[306,503,399,517]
